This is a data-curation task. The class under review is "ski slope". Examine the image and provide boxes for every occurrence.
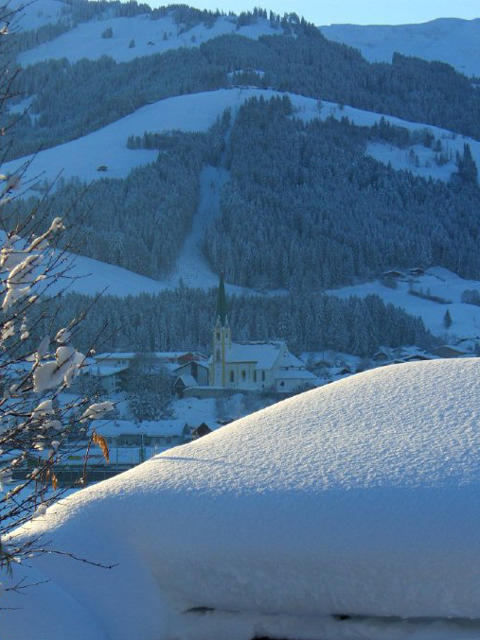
[321,18,480,78]
[5,359,480,640]
[329,267,480,339]
[6,88,479,189]
[18,14,281,66]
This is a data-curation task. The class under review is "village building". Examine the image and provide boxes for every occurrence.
[207,274,317,395]
[86,351,208,394]
[86,277,317,398]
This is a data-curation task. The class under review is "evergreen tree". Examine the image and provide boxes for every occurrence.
[443,309,452,329]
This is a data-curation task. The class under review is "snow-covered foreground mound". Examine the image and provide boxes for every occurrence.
[4,359,480,640]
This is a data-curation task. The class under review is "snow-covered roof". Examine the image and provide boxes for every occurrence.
[95,351,190,363]
[94,352,136,361]
[90,419,187,437]
[175,374,198,388]
[7,359,480,640]
[274,368,317,380]
[89,364,128,377]
[225,341,284,369]
[174,361,209,373]
[276,349,306,368]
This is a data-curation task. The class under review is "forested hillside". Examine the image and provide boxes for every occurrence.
[8,6,480,159]
[36,288,434,357]
[205,96,480,289]
[6,125,226,275]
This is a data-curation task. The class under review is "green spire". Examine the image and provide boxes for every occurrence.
[216,272,227,326]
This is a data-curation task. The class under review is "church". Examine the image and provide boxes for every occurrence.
[207,275,317,394]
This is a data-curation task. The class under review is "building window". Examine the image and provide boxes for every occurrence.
[216,331,220,340]
[262,370,265,382]
[230,370,234,383]
[216,349,221,362]
[253,370,257,383]
[280,381,285,387]
[241,370,246,381]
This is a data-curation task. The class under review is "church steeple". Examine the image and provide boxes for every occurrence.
[211,273,231,387]
[216,272,227,326]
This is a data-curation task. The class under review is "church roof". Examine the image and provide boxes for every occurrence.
[277,350,305,368]
[225,341,284,369]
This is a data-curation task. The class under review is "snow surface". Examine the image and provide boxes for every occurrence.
[18,14,280,66]
[366,140,459,183]
[8,88,478,189]
[5,359,480,640]
[329,266,480,339]
[320,18,480,78]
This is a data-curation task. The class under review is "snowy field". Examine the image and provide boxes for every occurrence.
[320,18,480,78]
[29,241,250,297]
[4,359,480,639]
[329,266,480,339]
[18,14,281,66]
[7,88,479,189]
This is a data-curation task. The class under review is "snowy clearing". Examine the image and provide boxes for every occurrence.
[6,88,479,189]
[18,14,281,66]
[320,18,480,78]
[329,266,480,339]
[4,359,480,639]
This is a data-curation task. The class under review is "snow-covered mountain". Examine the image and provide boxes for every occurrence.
[4,358,480,639]
[6,1,480,355]
[320,18,480,78]
[18,12,280,66]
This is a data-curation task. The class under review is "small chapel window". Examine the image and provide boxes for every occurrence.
[261,370,265,381]
[241,370,246,381]
[230,370,234,383]
[253,371,257,383]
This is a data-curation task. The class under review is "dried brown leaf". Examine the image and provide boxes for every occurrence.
[92,432,109,464]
